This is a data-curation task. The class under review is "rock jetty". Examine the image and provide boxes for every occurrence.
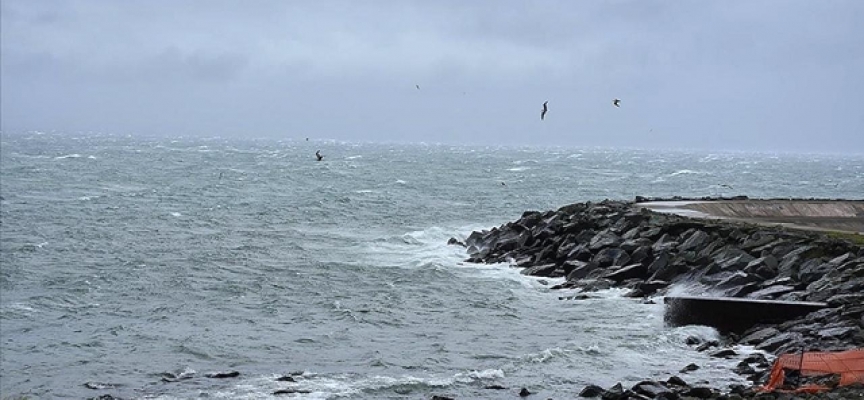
[451,199,864,399]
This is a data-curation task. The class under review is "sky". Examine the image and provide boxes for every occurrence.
[2,0,863,153]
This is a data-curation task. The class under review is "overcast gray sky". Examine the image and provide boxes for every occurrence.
[2,0,863,153]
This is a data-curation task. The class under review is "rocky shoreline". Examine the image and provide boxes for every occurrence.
[449,198,864,399]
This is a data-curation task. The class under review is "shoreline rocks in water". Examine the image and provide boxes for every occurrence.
[452,198,864,399]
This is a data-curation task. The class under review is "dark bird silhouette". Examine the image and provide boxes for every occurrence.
[719,184,733,189]
[501,181,506,186]
[613,98,621,107]
[540,101,548,120]
[315,150,323,161]
[415,84,420,90]
[306,137,309,141]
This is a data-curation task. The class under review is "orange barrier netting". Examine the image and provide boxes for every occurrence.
[759,348,864,393]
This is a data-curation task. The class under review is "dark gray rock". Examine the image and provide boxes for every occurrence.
[679,230,710,252]
[710,348,737,358]
[565,261,601,281]
[604,264,648,283]
[520,263,558,277]
[746,285,796,300]
[636,280,669,295]
[592,247,629,268]
[205,371,240,378]
[589,230,623,251]
[739,327,780,345]
[755,332,802,352]
[631,381,673,398]
[680,363,700,373]
[826,293,864,307]
[683,387,715,399]
[579,384,605,397]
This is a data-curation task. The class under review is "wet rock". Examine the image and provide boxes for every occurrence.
[733,361,756,375]
[520,263,559,277]
[696,340,720,352]
[817,326,858,339]
[636,280,669,296]
[601,383,624,399]
[579,384,605,397]
[589,231,623,251]
[564,261,600,282]
[739,327,780,345]
[518,387,531,397]
[746,285,796,299]
[827,293,864,307]
[447,237,465,247]
[86,396,123,400]
[274,388,312,395]
[205,371,240,379]
[683,386,715,398]
[604,264,648,282]
[593,247,630,268]
[710,348,737,358]
[755,332,802,352]
[484,384,506,390]
[679,230,710,252]
[632,380,673,398]
[680,363,700,373]
[666,376,688,387]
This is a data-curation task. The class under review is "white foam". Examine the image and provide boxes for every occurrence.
[55,153,81,159]
[668,169,704,176]
[170,212,182,217]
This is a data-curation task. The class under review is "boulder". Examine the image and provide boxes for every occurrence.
[604,264,648,283]
[739,327,780,345]
[678,230,710,252]
[520,263,559,277]
[589,230,623,251]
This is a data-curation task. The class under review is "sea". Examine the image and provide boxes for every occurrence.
[1,132,862,399]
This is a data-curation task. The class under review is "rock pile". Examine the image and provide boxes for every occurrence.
[452,199,864,398]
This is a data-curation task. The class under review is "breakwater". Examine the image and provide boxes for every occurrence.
[454,199,864,399]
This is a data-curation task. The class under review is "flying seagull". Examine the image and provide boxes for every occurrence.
[613,99,621,108]
[541,101,548,120]
[719,184,733,189]
[315,150,323,161]
[415,84,420,90]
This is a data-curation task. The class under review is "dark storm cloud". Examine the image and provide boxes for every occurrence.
[2,0,862,153]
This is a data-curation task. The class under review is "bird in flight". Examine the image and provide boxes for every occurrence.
[415,84,420,90]
[613,99,621,107]
[719,184,733,189]
[541,101,548,120]
[315,150,323,161]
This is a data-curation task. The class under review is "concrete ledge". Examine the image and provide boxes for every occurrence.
[664,296,828,334]
[636,199,864,234]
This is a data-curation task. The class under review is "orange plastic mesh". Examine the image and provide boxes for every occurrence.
[759,348,864,393]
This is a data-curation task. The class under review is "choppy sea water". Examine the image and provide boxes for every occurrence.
[1,132,862,399]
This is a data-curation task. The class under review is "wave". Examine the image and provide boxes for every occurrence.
[667,169,706,177]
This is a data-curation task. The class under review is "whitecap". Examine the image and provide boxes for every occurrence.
[170,212,182,217]
[55,153,82,159]
[507,167,529,172]
[668,169,704,176]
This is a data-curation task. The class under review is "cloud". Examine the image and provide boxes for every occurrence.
[2,0,863,153]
